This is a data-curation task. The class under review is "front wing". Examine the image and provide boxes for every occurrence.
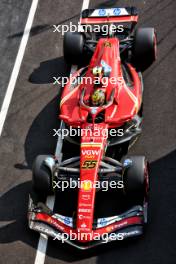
[28,196,146,249]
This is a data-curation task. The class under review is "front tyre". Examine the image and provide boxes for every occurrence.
[32,155,53,195]
[133,28,157,71]
[64,32,85,65]
[123,155,149,204]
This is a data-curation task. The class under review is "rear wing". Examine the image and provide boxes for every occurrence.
[80,7,138,25]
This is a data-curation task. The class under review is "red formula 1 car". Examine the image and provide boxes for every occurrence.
[28,7,157,249]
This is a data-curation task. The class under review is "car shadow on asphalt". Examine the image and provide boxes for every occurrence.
[1,74,176,260]
[24,95,61,169]
[29,56,70,84]
[1,144,176,261]
[45,149,176,261]
[8,14,79,39]
[95,150,176,263]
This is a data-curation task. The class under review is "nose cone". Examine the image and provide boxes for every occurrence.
[76,123,108,238]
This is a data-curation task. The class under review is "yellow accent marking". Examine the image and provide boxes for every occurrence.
[60,85,80,107]
[123,84,139,113]
[81,143,102,147]
[110,105,117,118]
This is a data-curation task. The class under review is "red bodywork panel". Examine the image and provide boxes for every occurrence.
[58,37,142,240]
[35,212,142,242]
[77,123,108,234]
[80,15,138,24]
[60,37,142,127]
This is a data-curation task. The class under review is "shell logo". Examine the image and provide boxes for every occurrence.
[82,181,92,191]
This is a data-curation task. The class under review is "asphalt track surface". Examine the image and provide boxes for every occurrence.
[0,0,32,110]
[0,0,176,263]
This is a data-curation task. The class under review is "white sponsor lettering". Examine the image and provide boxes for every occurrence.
[81,149,100,156]
[78,208,91,213]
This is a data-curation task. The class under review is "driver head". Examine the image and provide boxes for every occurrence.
[91,89,106,106]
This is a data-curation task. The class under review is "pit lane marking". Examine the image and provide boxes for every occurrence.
[34,1,90,264]
[0,0,39,136]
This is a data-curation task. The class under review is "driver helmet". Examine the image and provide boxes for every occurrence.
[92,66,103,77]
[91,89,106,106]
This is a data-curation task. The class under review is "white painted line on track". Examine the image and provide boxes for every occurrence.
[82,0,90,12]
[34,196,55,264]
[34,0,90,263]
[0,0,39,136]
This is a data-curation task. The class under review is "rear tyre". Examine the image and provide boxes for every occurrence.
[32,155,53,195]
[133,28,157,71]
[64,32,85,64]
[123,155,149,204]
